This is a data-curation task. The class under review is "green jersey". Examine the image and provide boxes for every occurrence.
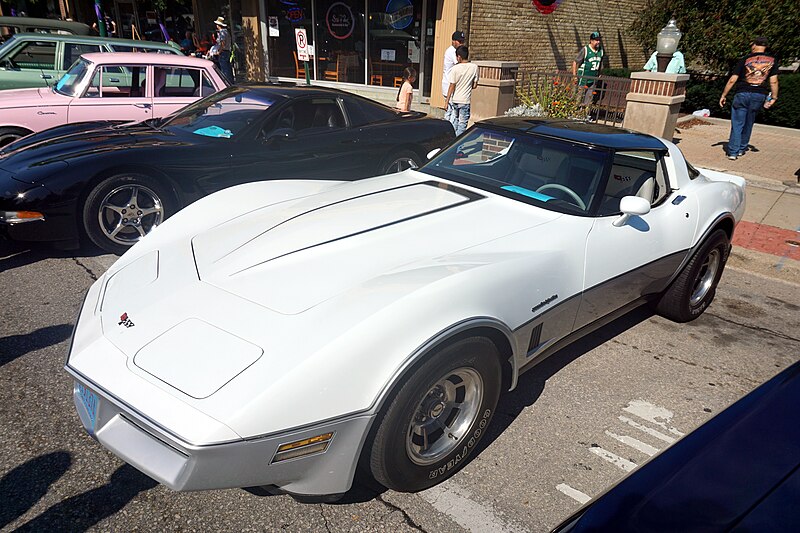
[576,45,603,87]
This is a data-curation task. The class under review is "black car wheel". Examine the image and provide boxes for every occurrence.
[380,150,422,175]
[83,174,174,255]
[368,337,501,492]
[656,229,729,322]
[0,127,32,148]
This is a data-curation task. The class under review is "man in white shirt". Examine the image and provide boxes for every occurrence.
[442,31,465,123]
[444,45,479,135]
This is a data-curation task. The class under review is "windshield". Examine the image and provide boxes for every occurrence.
[55,57,91,96]
[161,88,275,139]
[420,127,609,215]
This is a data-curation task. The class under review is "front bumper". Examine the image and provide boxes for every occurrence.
[68,372,374,495]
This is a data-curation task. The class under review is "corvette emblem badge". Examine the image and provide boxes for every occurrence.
[118,313,135,328]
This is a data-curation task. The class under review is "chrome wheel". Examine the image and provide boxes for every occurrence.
[384,156,419,173]
[406,367,483,466]
[689,248,721,306]
[97,184,164,246]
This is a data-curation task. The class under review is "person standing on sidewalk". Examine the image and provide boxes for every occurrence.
[719,36,779,160]
[442,31,466,123]
[444,46,479,136]
[213,16,234,84]
[572,32,604,105]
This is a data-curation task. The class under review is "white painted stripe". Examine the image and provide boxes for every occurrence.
[589,446,637,472]
[623,400,685,436]
[556,483,591,505]
[619,415,676,444]
[605,430,659,456]
[420,481,527,533]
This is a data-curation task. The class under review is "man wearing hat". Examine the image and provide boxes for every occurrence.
[213,16,233,84]
[719,36,779,160]
[572,31,604,105]
[442,30,466,124]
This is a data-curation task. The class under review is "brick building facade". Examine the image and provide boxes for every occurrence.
[460,0,649,72]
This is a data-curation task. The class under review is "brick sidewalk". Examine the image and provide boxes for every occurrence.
[672,117,800,283]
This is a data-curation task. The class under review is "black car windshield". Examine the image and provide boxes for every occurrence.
[161,88,276,139]
[55,57,91,96]
[420,127,609,215]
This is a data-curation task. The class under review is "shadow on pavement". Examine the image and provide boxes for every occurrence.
[14,464,157,532]
[0,241,108,274]
[0,451,71,529]
[478,305,655,455]
[0,324,74,367]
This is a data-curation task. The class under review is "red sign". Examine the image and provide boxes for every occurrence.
[532,0,564,14]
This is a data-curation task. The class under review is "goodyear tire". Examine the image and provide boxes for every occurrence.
[656,229,729,322]
[368,337,501,492]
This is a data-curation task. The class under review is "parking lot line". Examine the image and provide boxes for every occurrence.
[556,483,591,504]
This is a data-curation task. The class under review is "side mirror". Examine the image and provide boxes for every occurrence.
[265,128,295,144]
[426,148,441,160]
[613,196,651,227]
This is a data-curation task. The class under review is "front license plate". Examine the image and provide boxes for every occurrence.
[77,381,98,433]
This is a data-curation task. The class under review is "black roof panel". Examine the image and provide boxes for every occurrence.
[477,117,667,151]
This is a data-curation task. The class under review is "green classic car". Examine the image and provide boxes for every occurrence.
[0,33,182,91]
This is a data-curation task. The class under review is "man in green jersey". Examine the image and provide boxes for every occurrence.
[572,31,604,106]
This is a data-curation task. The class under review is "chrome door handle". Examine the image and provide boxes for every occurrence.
[41,74,52,79]
[134,103,152,109]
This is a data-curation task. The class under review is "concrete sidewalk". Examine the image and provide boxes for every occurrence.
[674,116,800,285]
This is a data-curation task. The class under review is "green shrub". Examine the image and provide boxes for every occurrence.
[601,67,632,79]
[682,72,799,128]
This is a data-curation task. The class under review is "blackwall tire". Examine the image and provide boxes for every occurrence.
[380,150,422,175]
[83,173,174,255]
[368,337,501,492]
[656,229,729,322]
[0,127,32,148]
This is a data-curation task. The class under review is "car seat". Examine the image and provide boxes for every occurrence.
[152,68,167,97]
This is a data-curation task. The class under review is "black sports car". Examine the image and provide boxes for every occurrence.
[0,85,455,253]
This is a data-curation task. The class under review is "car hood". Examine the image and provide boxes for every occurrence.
[85,175,566,435]
[0,123,186,176]
[0,86,64,108]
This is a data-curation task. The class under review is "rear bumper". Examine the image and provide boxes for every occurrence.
[68,371,373,495]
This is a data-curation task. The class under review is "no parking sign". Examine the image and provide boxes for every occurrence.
[295,28,309,62]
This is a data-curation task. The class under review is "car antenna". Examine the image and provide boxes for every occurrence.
[25,49,53,88]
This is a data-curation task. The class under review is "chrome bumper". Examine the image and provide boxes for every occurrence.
[70,377,374,495]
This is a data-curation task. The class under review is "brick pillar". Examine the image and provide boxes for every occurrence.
[622,72,689,140]
[471,61,519,123]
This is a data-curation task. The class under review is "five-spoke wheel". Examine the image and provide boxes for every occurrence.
[83,174,173,254]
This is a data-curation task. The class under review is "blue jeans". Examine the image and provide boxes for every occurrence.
[218,53,234,84]
[728,91,767,155]
[448,102,470,136]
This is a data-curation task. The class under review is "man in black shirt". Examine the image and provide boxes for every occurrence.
[719,36,779,160]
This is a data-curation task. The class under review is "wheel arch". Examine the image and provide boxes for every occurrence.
[370,318,516,423]
[77,164,182,225]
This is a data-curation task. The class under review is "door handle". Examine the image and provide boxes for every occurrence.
[109,77,120,83]
[134,103,152,109]
[41,74,52,79]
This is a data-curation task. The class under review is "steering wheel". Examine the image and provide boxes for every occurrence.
[536,183,586,210]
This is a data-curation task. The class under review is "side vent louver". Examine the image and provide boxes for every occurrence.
[527,323,543,354]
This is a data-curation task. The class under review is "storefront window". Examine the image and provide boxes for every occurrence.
[265,0,315,79]
[263,0,433,93]
[316,0,365,84]
[367,0,421,89]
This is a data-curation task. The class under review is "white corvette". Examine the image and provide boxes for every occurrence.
[66,118,746,497]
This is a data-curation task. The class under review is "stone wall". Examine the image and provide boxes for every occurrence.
[460,0,650,72]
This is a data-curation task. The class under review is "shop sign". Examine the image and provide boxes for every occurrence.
[326,1,355,40]
[532,0,564,14]
[386,0,413,30]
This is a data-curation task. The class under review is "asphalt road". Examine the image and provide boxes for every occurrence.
[2,242,799,532]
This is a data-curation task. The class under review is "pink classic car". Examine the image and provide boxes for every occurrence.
[0,53,227,146]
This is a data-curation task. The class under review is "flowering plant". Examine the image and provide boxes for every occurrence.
[512,73,588,120]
